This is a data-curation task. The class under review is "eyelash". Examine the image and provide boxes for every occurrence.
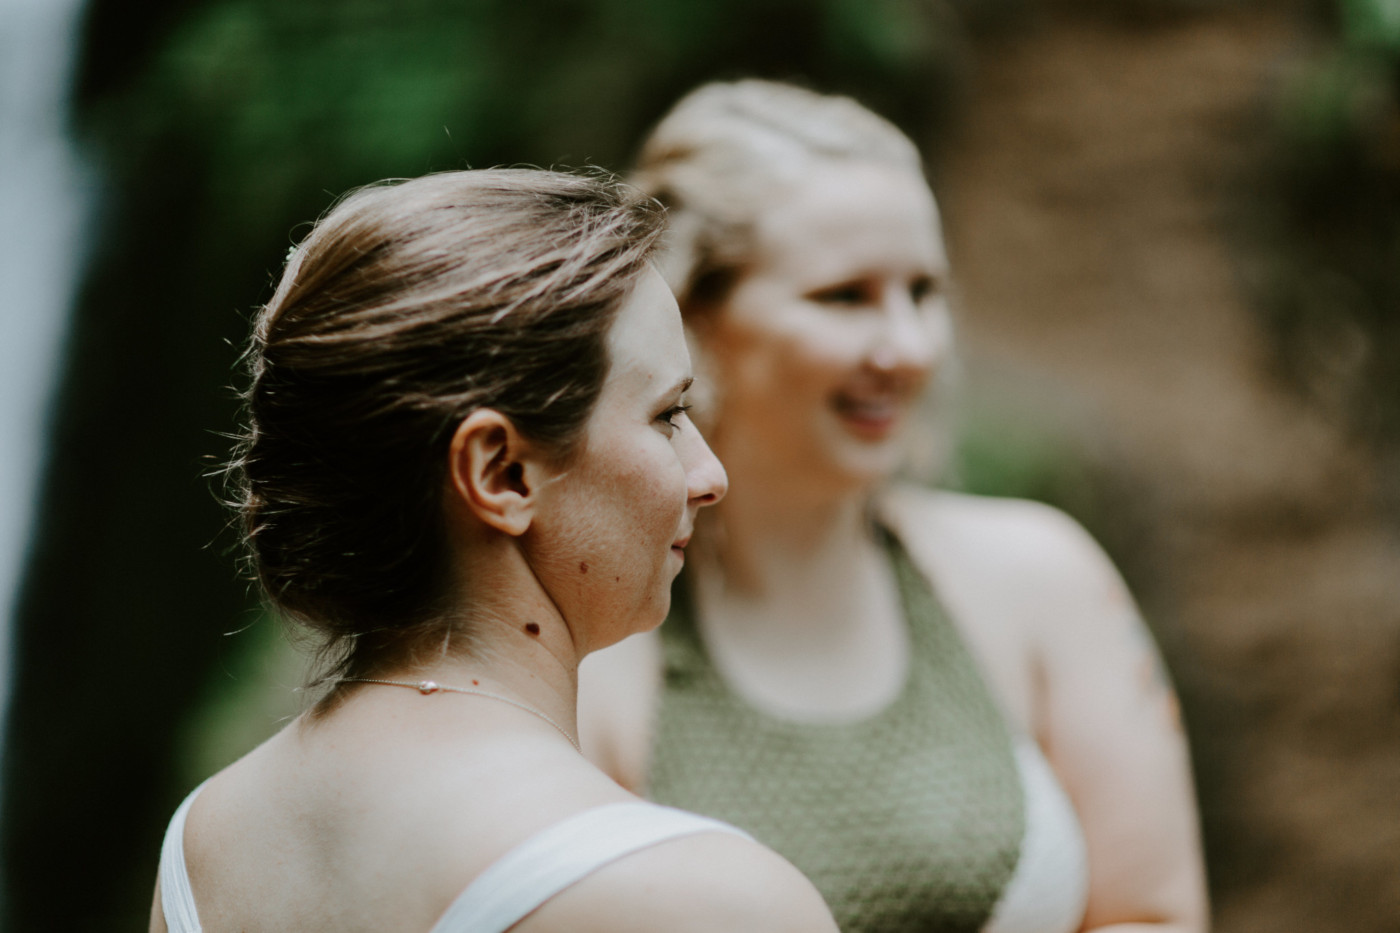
[659,404,692,430]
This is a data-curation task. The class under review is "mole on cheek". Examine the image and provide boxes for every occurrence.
[525,622,541,636]
[579,561,589,573]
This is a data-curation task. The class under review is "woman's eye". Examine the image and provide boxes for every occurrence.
[910,276,941,304]
[658,404,692,432]
[809,283,868,306]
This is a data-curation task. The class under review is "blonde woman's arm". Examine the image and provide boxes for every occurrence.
[1022,504,1207,932]
[884,488,1208,933]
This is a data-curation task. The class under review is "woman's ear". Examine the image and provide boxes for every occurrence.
[447,410,542,537]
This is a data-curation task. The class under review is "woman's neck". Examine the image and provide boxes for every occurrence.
[705,477,877,596]
[371,543,585,742]
[689,480,909,718]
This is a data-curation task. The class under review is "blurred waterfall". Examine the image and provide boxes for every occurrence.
[0,0,93,814]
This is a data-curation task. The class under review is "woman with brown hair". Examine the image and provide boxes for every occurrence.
[580,81,1208,932]
[150,168,837,933]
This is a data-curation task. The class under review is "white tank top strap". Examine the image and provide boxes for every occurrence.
[983,738,1089,933]
[429,801,752,933]
[156,790,746,933]
[158,781,209,933]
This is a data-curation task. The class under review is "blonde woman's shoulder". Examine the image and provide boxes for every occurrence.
[878,485,1128,732]
[880,485,1121,604]
[882,485,1094,555]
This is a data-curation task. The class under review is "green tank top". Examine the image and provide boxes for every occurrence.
[649,527,1025,932]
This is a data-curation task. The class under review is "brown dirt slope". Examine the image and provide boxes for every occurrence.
[940,10,1400,931]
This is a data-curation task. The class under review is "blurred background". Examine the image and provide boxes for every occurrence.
[2,0,1397,929]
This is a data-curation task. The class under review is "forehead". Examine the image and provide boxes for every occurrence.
[751,161,947,279]
[602,267,689,400]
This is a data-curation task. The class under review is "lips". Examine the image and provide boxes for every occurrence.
[832,390,904,439]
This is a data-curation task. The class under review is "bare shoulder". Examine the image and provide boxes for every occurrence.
[180,713,642,930]
[878,486,1137,730]
[880,485,1128,621]
[884,486,1103,565]
[519,829,838,933]
[577,630,661,792]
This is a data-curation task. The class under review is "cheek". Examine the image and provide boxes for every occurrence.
[584,441,689,557]
[531,449,683,601]
[718,315,864,399]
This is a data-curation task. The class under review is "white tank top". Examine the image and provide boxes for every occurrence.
[158,788,750,933]
[984,738,1090,933]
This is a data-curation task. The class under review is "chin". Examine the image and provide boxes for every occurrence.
[590,601,669,654]
[816,420,909,478]
[827,442,905,486]
[635,585,674,633]
[638,610,670,634]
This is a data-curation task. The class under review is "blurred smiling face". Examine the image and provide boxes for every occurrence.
[699,159,953,493]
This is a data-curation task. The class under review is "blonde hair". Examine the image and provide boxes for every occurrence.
[633,79,924,309]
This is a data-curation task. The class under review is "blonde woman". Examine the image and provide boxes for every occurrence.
[581,82,1208,933]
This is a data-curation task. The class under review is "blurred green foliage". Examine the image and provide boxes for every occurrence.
[90,0,969,263]
[950,401,1096,510]
[1254,0,1400,442]
[175,614,305,789]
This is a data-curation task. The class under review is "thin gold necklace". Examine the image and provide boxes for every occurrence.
[343,678,581,753]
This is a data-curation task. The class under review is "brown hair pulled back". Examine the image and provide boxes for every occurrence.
[231,169,664,682]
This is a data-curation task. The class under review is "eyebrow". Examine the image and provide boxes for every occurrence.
[655,375,693,402]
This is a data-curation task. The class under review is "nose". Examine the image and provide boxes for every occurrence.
[680,422,727,508]
[873,288,950,377]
